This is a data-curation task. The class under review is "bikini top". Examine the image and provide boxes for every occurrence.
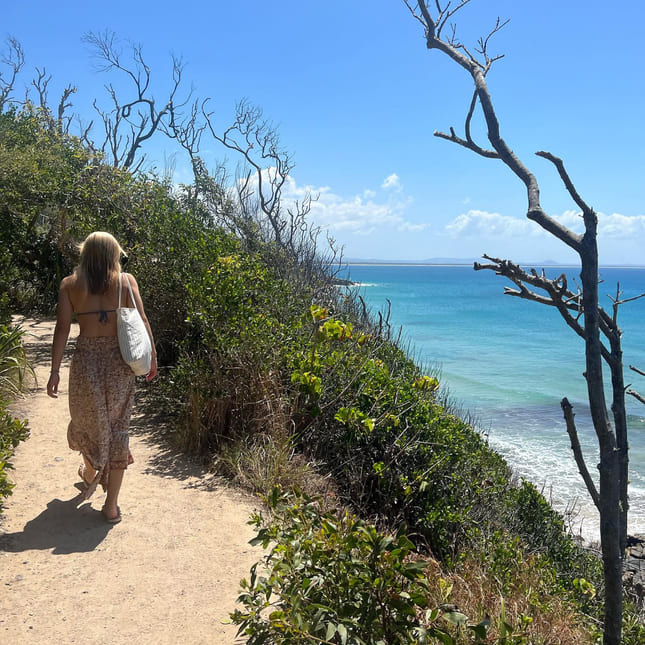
[76,308,115,323]
[75,274,132,324]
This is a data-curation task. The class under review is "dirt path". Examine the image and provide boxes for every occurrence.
[0,319,260,644]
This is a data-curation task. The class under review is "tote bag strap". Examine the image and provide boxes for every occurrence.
[118,272,137,309]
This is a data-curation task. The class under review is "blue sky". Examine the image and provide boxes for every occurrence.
[5,1,645,264]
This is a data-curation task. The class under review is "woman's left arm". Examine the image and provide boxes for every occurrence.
[126,274,158,382]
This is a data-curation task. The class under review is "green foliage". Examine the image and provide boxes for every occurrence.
[503,480,602,583]
[167,243,316,454]
[0,324,31,398]
[0,106,95,311]
[288,307,508,560]
[0,324,30,512]
[110,180,233,365]
[233,489,513,645]
[0,398,29,512]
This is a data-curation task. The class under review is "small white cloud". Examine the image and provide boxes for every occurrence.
[398,222,428,232]
[381,173,401,190]
[444,208,645,246]
[276,172,424,239]
[445,210,534,237]
[597,212,645,238]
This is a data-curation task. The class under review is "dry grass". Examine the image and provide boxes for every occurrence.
[421,555,595,644]
[214,429,331,498]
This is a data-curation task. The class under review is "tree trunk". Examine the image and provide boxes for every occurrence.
[580,237,622,645]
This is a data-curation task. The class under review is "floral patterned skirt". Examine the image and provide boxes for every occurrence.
[67,336,135,500]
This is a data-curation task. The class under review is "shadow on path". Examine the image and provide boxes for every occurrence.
[0,496,113,554]
[129,393,222,489]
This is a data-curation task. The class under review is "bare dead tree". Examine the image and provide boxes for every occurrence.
[0,37,25,112]
[202,99,298,248]
[165,97,209,183]
[405,2,642,642]
[83,31,190,172]
[166,97,340,287]
[31,67,77,134]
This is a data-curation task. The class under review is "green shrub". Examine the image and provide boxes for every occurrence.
[0,398,29,512]
[233,489,497,645]
[0,324,31,398]
[0,324,30,512]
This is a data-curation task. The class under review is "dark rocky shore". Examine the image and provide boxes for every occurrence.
[625,534,645,602]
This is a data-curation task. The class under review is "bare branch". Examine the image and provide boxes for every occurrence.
[536,151,593,217]
[203,99,293,246]
[627,389,645,406]
[630,365,645,378]
[475,18,510,72]
[57,85,77,133]
[561,398,600,510]
[473,255,620,366]
[32,67,52,110]
[85,31,190,170]
[0,36,25,111]
[616,293,645,307]
[434,125,500,158]
[411,3,584,254]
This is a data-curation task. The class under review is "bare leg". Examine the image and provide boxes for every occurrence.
[103,468,124,520]
[82,454,96,482]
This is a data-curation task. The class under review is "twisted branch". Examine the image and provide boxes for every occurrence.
[562,398,600,510]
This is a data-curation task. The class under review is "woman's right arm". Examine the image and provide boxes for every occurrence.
[47,278,73,398]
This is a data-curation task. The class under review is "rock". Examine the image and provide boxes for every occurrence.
[624,534,645,602]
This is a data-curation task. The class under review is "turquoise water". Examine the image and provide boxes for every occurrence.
[343,264,645,539]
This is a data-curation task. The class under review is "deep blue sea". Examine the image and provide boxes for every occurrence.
[342,264,645,540]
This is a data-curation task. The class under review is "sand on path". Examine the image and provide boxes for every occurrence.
[0,319,260,644]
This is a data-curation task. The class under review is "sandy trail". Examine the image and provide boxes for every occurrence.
[0,319,260,644]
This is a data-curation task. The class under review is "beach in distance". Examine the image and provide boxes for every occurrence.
[342,263,645,541]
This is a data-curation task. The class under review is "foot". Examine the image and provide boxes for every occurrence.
[101,505,122,524]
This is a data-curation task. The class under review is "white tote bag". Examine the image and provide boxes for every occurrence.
[116,273,152,376]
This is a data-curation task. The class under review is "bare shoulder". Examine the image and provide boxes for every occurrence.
[123,273,140,289]
[60,274,78,292]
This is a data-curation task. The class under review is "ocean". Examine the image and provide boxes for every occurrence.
[342,263,645,541]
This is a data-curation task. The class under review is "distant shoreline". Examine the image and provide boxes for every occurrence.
[345,262,645,269]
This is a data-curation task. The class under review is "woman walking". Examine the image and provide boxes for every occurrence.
[47,232,157,523]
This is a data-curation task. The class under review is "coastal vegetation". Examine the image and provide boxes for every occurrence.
[0,324,30,511]
[1,28,643,645]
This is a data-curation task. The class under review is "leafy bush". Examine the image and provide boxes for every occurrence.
[0,398,29,512]
[167,242,319,454]
[233,489,592,644]
[233,489,480,644]
[0,324,30,512]
[0,324,31,398]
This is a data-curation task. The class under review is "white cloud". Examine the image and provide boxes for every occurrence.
[597,212,645,238]
[280,173,426,238]
[381,173,401,191]
[444,208,645,242]
[445,210,536,238]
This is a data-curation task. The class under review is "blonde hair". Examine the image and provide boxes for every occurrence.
[76,232,126,294]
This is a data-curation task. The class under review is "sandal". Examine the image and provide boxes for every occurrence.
[101,505,122,524]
